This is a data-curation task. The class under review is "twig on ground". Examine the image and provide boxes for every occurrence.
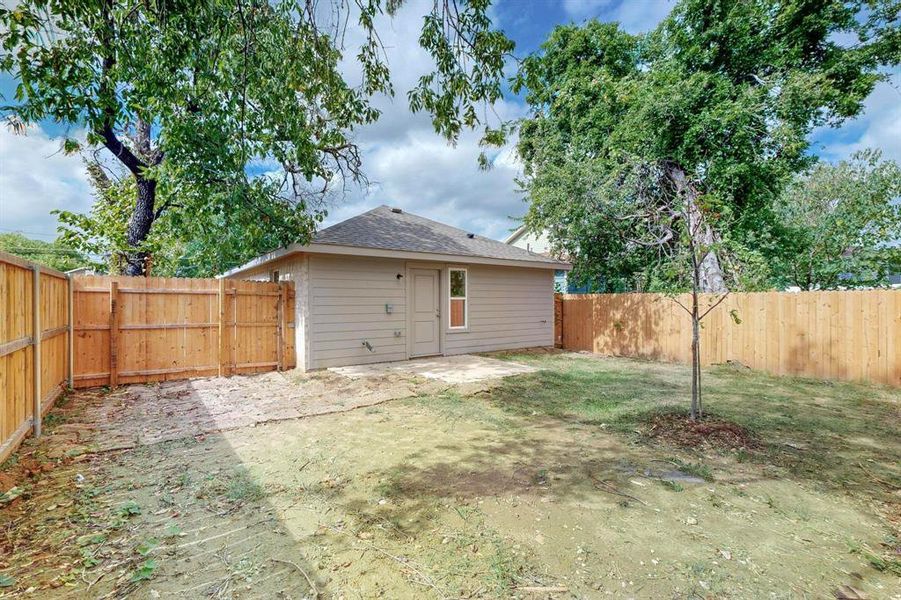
[857,462,895,489]
[516,585,568,593]
[590,476,649,506]
[271,557,318,599]
[323,523,446,598]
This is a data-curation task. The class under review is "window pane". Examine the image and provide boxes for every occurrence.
[450,270,466,297]
[450,299,466,327]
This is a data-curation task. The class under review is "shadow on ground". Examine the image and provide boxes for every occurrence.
[2,351,899,599]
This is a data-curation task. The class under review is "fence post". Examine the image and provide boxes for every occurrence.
[31,265,41,438]
[554,293,563,348]
[218,278,226,377]
[109,281,119,388]
[276,283,285,371]
[231,283,237,373]
[67,274,74,388]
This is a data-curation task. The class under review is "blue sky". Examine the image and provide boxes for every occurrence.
[1,0,899,244]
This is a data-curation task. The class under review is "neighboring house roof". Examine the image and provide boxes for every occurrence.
[504,223,562,259]
[503,224,528,245]
[221,206,571,278]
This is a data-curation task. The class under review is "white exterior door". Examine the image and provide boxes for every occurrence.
[411,269,440,357]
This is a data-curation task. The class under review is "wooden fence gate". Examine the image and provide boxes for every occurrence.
[72,275,295,388]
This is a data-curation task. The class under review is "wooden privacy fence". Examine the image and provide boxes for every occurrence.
[1,252,71,463]
[557,290,900,387]
[73,275,295,388]
[1,254,296,462]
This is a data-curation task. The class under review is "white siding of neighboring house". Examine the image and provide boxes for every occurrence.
[508,229,553,255]
[508,228,568,291]
[229,253,555,370]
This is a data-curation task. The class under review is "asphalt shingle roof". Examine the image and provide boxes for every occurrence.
[312,205,566,265]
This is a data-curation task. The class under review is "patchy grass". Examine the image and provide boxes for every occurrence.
[417,390,519,433]
[667,457,714,482]
[488,351,901,502]
[4,352,899,599]
[195,466,266,506]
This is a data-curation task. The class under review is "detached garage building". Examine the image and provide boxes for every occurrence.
[222,206,570,370]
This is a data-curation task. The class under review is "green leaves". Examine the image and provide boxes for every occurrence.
[771,149,901,290]
[2,0,516,275]
[0,232,88,272]
[514,0,900,292]
[129,559,157,583]
[409,1,515,142]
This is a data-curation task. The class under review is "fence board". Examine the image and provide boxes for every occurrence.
[558,290,901,387]
[70,275,293,388]
[0,253,71,463]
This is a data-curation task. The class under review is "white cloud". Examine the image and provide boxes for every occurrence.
[321,0,530,240]
[325,127,527,240]
[0,124,92,239]
[560,0,673,33]
[816,76,901,163]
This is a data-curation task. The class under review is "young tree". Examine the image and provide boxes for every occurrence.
[771,150,901,290]
[595,157,766,419]
[1,0,514,275]
[513,1,901,292]
[508,0,899,419]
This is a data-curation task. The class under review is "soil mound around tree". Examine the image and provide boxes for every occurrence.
[645,412,759,450]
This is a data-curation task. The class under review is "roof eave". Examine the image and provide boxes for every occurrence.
[217,245,304,278]
[220,242,572,277]
[503,224,528,244]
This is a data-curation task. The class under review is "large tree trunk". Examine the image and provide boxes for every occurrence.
[98,114,162,276]
[123,176,157,276]
[668,164,728,293]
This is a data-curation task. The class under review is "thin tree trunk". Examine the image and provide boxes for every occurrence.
[690,287,700,420]
[123,176,157,276]
[696,343,703,419]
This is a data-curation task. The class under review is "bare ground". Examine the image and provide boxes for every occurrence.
[1,353,899,599]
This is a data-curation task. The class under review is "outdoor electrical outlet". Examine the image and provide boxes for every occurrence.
[385,303,393,314]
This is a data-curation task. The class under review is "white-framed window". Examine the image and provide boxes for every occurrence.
[448,268,467,329]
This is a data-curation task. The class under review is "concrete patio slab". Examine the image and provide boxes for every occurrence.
[327,353,537,384]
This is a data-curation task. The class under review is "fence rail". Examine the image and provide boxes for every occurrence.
[0,252,71,463]
[72,275,295,388]
[1,257,296,462]
[557,290,900,387]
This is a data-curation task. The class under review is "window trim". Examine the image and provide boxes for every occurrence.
[448,267,468,330]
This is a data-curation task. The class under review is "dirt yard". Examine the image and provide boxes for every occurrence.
[1,351,899,599]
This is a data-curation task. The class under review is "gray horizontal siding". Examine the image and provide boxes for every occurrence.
[444,265,553,355]
[309,255,407,368]
[241,253,555,370]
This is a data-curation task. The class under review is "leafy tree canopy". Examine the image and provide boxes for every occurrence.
[771,149,901,290]
[512,0,900,292]
[1,0,514,275]
[0,232,90,272]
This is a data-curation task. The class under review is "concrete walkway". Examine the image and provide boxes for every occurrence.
[328,353,537,384]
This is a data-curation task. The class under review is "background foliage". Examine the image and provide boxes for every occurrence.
[512,0,901,291]
[771,150,901,289]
